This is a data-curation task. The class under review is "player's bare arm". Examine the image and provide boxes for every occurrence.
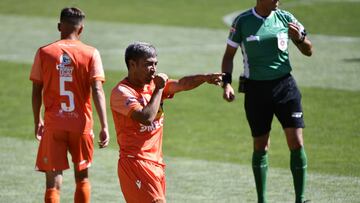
[131,74,167,125]
[221,45,237,102]
[165,73,222,95]
[288,22,313,56]
[91,80,109,148]
[32,82,44,140]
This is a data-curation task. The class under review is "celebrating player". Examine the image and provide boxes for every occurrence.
[110,42,222,203]
[30,7,109,203]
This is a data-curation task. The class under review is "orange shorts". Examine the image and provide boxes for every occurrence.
[35,129,94,172]
[118,158,166,203]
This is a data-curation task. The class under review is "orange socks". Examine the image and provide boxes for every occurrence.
[74,180,91,203]
[44,188,60,203]
[44,180,90,203]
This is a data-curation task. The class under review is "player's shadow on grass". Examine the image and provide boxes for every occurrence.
[343,58,360,63]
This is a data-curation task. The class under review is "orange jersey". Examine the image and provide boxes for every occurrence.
[110,78,173,165]
[30,39,105,133]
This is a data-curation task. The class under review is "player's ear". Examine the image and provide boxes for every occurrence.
[129,59,136,70]
[57,23,61,32]
[78,24,84,35]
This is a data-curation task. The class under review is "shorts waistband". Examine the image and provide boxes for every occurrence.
[246,73,291,84]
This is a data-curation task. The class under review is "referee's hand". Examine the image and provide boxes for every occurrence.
[288,22,302,42]
[223,83,235,102]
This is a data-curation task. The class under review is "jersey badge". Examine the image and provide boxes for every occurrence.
[277,32,288,51]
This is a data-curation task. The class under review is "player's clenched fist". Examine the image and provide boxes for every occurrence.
[35,121,44,141]
[154,73,168,89]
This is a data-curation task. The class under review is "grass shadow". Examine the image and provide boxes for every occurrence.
[343,58,360,63]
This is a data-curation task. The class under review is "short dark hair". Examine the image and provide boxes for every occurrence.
[125,42,157,69]
[60,7,85,25]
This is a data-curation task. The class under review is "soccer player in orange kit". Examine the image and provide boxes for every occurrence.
[30,7,109,203]
[110,42,223,203]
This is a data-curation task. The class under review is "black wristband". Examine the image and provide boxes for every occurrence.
[222,72,232,84]
[295,29,307,44]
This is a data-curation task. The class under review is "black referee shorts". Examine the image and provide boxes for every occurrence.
[244,74,305,137]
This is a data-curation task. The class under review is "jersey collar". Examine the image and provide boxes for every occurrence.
[252,7,275,20]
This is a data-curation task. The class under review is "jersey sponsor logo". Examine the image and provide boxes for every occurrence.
[57,54,73,77]
[139,117,164,132]
[56,110,79,118]
[60,53,71,65]
[277,32,288,51]
[291,112,303,118]
[246,35,260,42]
[136,180,141,189]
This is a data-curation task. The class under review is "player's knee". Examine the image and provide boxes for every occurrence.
[46,181,62,190]
[285,128,304,150]
[46,171,63,190]
[253,133,270,151]
[74,168,89,182]
[55,183,61,191]
[289,142,304,150]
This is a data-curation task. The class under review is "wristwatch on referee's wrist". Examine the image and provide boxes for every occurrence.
[295,30,307,44]
[295,35,305,44]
